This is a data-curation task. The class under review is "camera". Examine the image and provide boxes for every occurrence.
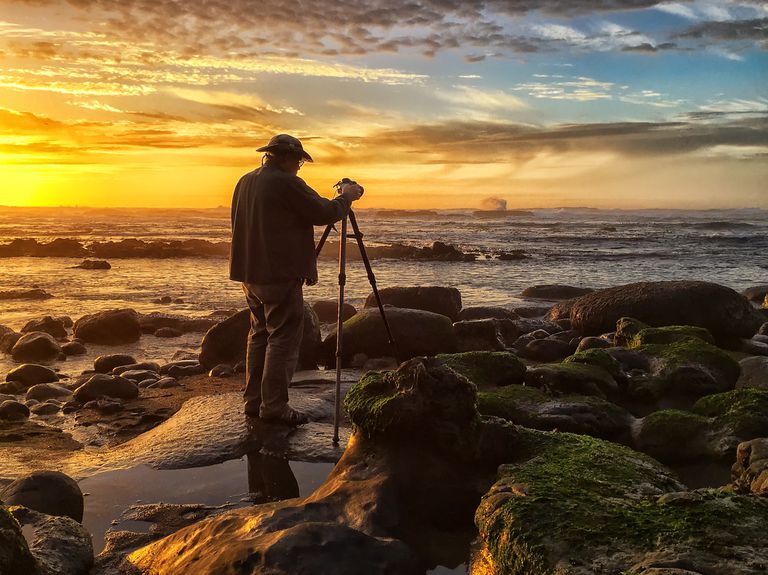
[334,178,364,197]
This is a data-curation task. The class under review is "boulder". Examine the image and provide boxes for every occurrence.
[112,362,161,375]
[736,356,768,388]
[26,383,72,402]
[138,312,215,334]
[154,327,183,338]
[477,385,633,441]
[732,438,768,495]
[742,284,768,304]
[8,506,93,575]
[0,507,38,575]
[363,286,462,321]
[738,338,768,356]
[6,364,59,388]
[73,259,110,269]
[73,308,142,345]
[31,402,61,416]
[760,322,768,336]
[436,351,526,389]
[512,305,552,318]
[21,316,68,339]
[558,281,763,342]
[634,409,712,463]
[575,336,612,352]
[61,341,86,356]
[452,319,506,351]
[119,369,160,383]
[311,300,357,323]
[73,374,139,403]
[0,399,30,420]
[520,338,574,362]
[0,288,53,300]
[199,304,320,370]
[94,354,137,373]
[457,306,517,321]
[474,428,767,575]
[525,363,619,399]
[10,332,62,362]
[521,284,594,299]
[321,307,456,366]
[0,470,84,522]
[0,331,22,354]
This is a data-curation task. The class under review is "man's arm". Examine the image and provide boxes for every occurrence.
[283,177,356,226]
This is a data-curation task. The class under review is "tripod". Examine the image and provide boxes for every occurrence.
[315,186,397,444]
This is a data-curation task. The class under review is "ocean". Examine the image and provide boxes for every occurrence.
[0,205,766,374]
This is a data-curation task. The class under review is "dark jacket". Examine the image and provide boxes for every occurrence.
[229,164,351,284]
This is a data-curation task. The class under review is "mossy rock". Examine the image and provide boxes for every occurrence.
[693,388,768,442]
[634,409,712,463]
[344,357,478,454]
[0,506,38,575]
[436,351,526,389]
[563,348,623,379]
[474,428,768,574]
[478,385,632,441]
[614,316,649,346]
[525,362,618,399]
[628,324,715,348]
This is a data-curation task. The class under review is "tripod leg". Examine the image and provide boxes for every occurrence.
[333,216,348,445]
[347,211,399,361]
[315,222,335,258]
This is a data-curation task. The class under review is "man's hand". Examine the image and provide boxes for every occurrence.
[340,182,364,203]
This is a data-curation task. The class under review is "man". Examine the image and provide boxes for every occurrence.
[229,134,363,425]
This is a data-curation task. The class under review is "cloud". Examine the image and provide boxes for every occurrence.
[437,85,529,111]
[674,17,768,41]
[514,75,616,101]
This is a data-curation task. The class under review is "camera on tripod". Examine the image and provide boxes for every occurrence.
[334,178,364,197]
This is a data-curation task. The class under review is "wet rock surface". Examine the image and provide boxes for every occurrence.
[73,309,142,345]
[1,470,84,522]
[363,285,463,321]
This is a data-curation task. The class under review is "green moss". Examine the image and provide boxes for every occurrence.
[692,388,768,439]
[636,339,740,384]
[477,428,768,573]
[635,409,710,462]
[343,371,403,437]
[436,351,526,389]
[628,325,714,348]
[477,385,549,420]
[614,317,649,345]
[563,348,623,378]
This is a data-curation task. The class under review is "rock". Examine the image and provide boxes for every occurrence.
[477,385,633,441]
[72,374,139,403]
[521,284,594,299]
[742,284,768,304]
[6,364,59,388]
[452,319,506,351]
[563,348,625,380]
[30,402,61,416]
[0,399,30,420]
[0,288,53,300]
[732,438,768,495]
[737,356,768,388]
[760,322,768,336]
[525,363,619,398]
[626,339,740,408]
[474,428,767,575]
[55,316,73,328]
[93,354,137,373]
[575,336,612,352]
[363,285,462,321]
[436,351,526,388]
[9,506,93,575]
[625,323,715,348]
[321,307,456,366]
[138,312,215,334]
[0,331,22,354]
[692,388,768,454]
[754,334,768,345]
[73,308,142,345]
[25,383,72,402]
[154,327,183,338]
[0,470,84,522]
[11,332,62,362]
[0,507,38,575]
[21,316,68,339]
[558,281,764,343]
[115,369,158,383]
[634,409,712,463]
[61,341,86,356]
[738,338,768,356]
[208,364,234,378]
[166,363,205,378]
[112,362,161,375]
[457,306,517,321]
[520,338,573,362]
[311,300,357,323]
[155,377,179,388]
[199,304,320,371]
[512,305,552,318]
[73,258,111,269]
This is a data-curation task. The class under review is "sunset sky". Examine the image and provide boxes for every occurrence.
[0,0,766,209]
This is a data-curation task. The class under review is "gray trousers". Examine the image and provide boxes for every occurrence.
[242,280,304,417]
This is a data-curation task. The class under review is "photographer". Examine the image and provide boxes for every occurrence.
[229,134,363,425]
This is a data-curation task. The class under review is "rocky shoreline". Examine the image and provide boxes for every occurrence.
[1,280,768,574]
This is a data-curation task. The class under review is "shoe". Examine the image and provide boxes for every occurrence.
[244,402,261,418]
[259,407,309,426]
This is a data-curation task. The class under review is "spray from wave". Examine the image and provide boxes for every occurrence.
[480,197,507,211]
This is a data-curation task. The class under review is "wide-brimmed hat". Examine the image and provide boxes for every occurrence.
[256,134,313,162]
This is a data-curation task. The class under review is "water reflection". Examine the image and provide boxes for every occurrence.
[246,452,299,503]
